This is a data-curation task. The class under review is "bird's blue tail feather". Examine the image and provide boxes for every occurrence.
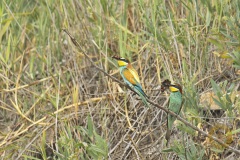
[135,85,148,98]
[134,85,149,107]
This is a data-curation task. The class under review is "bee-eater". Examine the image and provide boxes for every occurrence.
[112,55,149,107]
[161,79,183,145]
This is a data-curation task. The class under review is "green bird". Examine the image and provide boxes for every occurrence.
[161,79,183,145]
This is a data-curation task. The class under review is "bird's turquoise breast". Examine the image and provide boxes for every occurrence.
[119,66,132,86]
[119,66,126,75]
[169,92,182,112]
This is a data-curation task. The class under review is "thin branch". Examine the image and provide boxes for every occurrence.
[62,29,240,155]
[62,29,132,89]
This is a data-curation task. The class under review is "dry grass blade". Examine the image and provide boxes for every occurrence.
[53,97,107,114]
[0,116,46,148]
[2,76,53,92]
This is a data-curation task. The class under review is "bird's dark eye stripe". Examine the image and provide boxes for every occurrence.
[120,58,129,63]
[171,85,180,89]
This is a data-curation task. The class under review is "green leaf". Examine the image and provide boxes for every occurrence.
[227,128,240,135]
[6,33,11,63]
[89,144,107,156]
[22,155,41,160]
[177,121,195,135]
[40,131,47,160]
[210,147,224,153]
[207,38,223,49]
[226,93,232,104]
[0,18,13,44]
[206,9,211,27]
[210,79,222,97]
[87,115,94,138]
[213,97,224,109]
[162,148,174,152]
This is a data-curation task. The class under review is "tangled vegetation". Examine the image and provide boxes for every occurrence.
[0,0,239,159]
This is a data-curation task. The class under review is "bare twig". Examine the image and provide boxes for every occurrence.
[62,29,240,155]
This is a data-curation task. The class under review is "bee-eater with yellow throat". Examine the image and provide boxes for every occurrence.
[161,79,183,145]
[112,56,149,107]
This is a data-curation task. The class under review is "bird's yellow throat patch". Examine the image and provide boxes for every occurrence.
[169,86,179,92]
[117,60,128,67]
